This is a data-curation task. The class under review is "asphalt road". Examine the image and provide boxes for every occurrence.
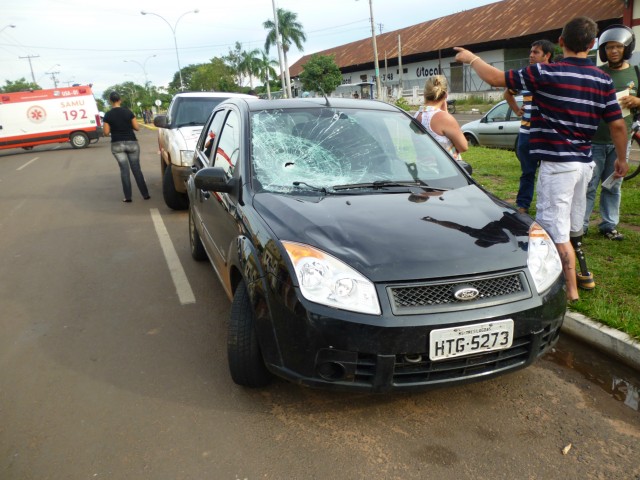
[1,129,639,480]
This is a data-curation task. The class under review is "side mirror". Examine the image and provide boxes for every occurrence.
[194,167,239,194]
[153,115,168,128]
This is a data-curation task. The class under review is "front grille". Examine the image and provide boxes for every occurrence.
[388,271,530,315]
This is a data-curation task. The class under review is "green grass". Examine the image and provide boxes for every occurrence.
[464,146,640,340]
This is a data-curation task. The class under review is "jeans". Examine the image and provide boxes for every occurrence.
[515,133,538,210]
[583,144,620,233]
[111,141,149,200]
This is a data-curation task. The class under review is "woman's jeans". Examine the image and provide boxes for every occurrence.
[111,141,149,200]
[583,144,620,233]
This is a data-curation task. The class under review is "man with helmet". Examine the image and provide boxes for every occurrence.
[583,24,638,241]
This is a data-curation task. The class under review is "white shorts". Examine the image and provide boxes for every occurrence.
[535,160,594,244]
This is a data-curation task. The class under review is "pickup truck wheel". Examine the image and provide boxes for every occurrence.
[70,132,89,149]
[227,281,272,388]
[162,164,189,210]
[189,206,207,261]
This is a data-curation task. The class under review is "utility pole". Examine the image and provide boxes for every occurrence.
[19,54,40,84]
[45,70,60,88]
[398,35,403,94]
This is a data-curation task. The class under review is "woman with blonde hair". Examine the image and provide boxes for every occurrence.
[414,75,468,161]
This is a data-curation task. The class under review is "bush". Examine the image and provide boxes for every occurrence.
[395,97,411,111]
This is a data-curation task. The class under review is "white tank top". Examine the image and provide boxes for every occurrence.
[415,106,462,160]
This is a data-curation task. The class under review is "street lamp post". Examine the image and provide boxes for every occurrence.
[0,24,16,34]
[140,10,198,90]
[124,54,157,90]
[356,0,382,100]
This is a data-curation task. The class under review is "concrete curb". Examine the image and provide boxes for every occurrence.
[562,310,640,371]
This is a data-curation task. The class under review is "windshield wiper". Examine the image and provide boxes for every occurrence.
[332,180,448,192]
[293,181,327,194]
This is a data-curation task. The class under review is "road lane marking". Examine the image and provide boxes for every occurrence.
[150,208,196,305]
[17,157,39,171]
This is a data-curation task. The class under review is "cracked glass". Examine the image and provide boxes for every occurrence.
[250,107,466,194]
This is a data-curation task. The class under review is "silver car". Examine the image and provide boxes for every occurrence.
[462,97,522,150]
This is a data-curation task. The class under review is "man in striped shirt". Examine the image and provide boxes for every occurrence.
[504,39,554,214]
[454,16,627,302]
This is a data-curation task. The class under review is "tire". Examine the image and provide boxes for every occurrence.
[162,164,189,210]
[189,206,207,261]
[22,146,34,151]
[227,281,272,388]
[465,133,479,147]
[70,132,89,149]
[624,134,640,181]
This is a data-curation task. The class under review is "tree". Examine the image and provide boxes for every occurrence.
[190,58,239,92]
[264,8,306,98]
[224,42,245,87]
[238,48,261,89]
[299,55,342,95]
[0,78,41,93]
[256,51,279,99]
[167,64,201,93]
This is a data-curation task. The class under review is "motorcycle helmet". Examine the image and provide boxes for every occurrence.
[598,24,635,62]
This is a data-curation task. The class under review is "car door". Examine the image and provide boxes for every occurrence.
[476,101,517,148]
[198,108,243,280]
[191,108,228,267]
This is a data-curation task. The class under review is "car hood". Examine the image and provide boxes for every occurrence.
[176,126,204,149]
[252,185,531,282]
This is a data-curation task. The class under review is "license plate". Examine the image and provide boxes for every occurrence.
[429,319,514,361]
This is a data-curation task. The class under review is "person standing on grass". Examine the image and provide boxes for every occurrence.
[503,39,554,214]
[583,25,638,241]
[454,16,627,302]
[103,91,150,203]
[414,75,468,161]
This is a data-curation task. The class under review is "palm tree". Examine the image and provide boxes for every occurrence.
[264,8,306,98]
[257,51,279,99]
[238,48,261,89]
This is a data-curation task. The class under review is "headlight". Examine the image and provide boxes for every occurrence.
[282,241,381,315]
[180,150,195,166]
[527,222,563,293]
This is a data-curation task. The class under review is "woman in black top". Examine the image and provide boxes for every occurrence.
[103,91,150,202]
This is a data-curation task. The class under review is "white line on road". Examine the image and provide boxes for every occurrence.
[150,208,196,305]
[17,157,39,171]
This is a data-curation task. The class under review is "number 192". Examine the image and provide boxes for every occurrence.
[63,109,87,121]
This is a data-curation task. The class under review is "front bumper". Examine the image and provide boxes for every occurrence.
[257,272,566,393]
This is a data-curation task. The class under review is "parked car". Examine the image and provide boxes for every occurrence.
[188,97,566,393]
[461,96,522,151]
[154,92,254,210]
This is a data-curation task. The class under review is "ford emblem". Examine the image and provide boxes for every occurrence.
[453,285,480,301]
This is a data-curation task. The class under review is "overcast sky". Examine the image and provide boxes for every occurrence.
[1,0,500,97]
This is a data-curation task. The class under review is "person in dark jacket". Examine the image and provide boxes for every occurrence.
[103,91,150,202]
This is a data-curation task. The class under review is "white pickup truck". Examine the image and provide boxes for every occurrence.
[154,92,253,210]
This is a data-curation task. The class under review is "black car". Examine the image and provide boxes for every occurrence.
[187,97,566,393]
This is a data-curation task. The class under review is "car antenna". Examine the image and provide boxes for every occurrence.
[315,82,331,106]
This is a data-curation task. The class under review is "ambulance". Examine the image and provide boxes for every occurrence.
[0,85,103,151]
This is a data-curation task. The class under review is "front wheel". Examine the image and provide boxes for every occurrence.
[464,133,479,147]
[162,164,189,210]
[624,134,640,181]
[70,132,89,149]
[189,206,207,261]
[227,281,272,388]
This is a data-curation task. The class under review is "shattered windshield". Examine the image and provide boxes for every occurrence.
[250,107,467,194]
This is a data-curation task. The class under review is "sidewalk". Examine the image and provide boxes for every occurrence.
[563,309,640,371]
